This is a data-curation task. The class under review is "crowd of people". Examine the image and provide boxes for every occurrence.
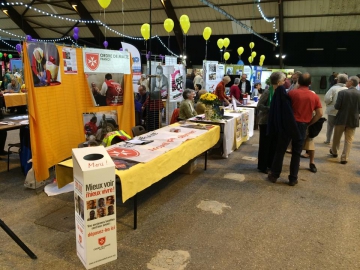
[257,71,360,186]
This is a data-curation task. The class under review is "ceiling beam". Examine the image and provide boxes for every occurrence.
[22,0,36,16]
[65,0,105,46]
[159,0,183,52]
[2,1,40,39]
[35,0,74,11]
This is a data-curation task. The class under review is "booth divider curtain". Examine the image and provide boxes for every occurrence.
[24,44,135,181]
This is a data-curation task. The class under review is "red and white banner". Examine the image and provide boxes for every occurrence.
[83,48,131,74]
[106,127,208,163]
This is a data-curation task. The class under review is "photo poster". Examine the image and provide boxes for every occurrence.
[150,62,172,100]
[83,111,118,141]
[121,42,141,93]
[62,47,78,74]
[169,64,185,102]
[249,66,263,92]
[203,60,219,93]
[26,42,61,87]
[86,73,124,107]
[9,58,23,73]
[83,48,131,107]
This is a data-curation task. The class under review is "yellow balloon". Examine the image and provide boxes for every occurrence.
[259,62,263,66]
[217,39,224,49]
[98,0,111,9]
[251,51,257,58]
[180,15,190,34]
[260,55,265,60]
[237,47,244,55]
[223,38,230,48]
[224,52,230,61]
[249,42,255,49]
[141,23,150,40]
[182,21,190,34]
[248,56,253,63]
[164,18,174,33]
[203,27,212,41]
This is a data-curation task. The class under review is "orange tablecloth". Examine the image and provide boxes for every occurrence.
[3,93,27,107]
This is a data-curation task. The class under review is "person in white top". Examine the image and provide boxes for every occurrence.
[193,71,203,88]
[324,73,348,144]
[356,74,360,90]
[138,74,149,91]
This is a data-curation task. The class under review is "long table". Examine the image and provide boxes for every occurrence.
[55,124,220,228]
[3,93,27,108]
[189,108,255,158]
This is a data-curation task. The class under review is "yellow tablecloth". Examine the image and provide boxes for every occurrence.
[56,125,220,202]
[3,93,27,107]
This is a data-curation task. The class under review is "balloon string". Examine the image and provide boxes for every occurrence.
[122,0,124,41]
[205,40,207,60]
[104,8,106,41]
[168,34,170,50]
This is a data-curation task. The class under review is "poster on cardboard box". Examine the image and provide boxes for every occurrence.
[73,147,117,269]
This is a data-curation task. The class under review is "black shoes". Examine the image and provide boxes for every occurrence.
[267,173,278,183]
[329,149,338,158]
[340,161,347,164]
[309,163,317,173]
[288,179,298,186]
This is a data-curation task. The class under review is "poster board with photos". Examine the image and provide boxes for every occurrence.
[24,43,135,181]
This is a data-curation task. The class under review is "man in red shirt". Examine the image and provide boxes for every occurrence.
[288,73,322,184]
[230,78,242,102]
[215,76,231,105]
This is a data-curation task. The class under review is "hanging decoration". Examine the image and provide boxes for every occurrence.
[259,55,265,66]
[249,42,255,49]
[141,23,150,40]
[164,18,174,50]
[256,0,278,46]
[251,51,257,58]
[97,0,112,9]
[217,39,224,49]
[0,53,3,58]
[164,18,174,33]
[73,27,79,41]
[203,27,212,60]
[179,15,190,66]
[103,41,108,48]
[248,56,253,64]
[237,47,244,56]
[26,35,32,41]
[224,52,230,61]
[223,38,230,49]
[16,44,22,53]
[8,54,13,59]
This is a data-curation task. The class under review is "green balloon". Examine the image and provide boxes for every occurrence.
[0,53,2,58]
[8,54,13,59]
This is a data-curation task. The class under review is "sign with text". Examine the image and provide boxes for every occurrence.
[83,48,131,74]
[72,146,117,269]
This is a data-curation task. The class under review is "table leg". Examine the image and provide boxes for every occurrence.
[204,151,208,171]
[133,194,137,230]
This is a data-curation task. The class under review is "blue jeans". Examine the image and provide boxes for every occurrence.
[270,122,308,181]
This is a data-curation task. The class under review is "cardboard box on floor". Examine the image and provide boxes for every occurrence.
[72,146,117,269]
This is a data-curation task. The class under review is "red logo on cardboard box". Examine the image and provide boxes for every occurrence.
[98,237,106,246]
[85,53,100,71]
[79,234,82,243]
[107,148,140,158]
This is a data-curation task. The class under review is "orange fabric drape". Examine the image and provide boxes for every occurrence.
[24,44,135,181]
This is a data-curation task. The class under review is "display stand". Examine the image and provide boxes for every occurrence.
[0,219,37,259]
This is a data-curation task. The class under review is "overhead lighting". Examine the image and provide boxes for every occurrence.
[161,0,165,7]
[306,48,324,51]
[275,54,286,59]
[72,4,78,12]
[2,9,9,16]
[337,48,347,51]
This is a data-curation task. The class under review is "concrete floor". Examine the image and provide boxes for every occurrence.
[0,95,360,270]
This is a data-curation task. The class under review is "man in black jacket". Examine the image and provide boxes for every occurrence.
[239,74,251,95]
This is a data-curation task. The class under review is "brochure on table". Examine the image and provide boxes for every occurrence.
[73,146,117,269]
[203,60,225,93]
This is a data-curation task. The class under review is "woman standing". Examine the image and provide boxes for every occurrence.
[267,72,300,185]
[256,84,275,173]
[179,89,197,120]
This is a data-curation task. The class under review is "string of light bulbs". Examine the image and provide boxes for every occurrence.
[0,1,179,56]
[0,38,16,49]
[257,0,278,46]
